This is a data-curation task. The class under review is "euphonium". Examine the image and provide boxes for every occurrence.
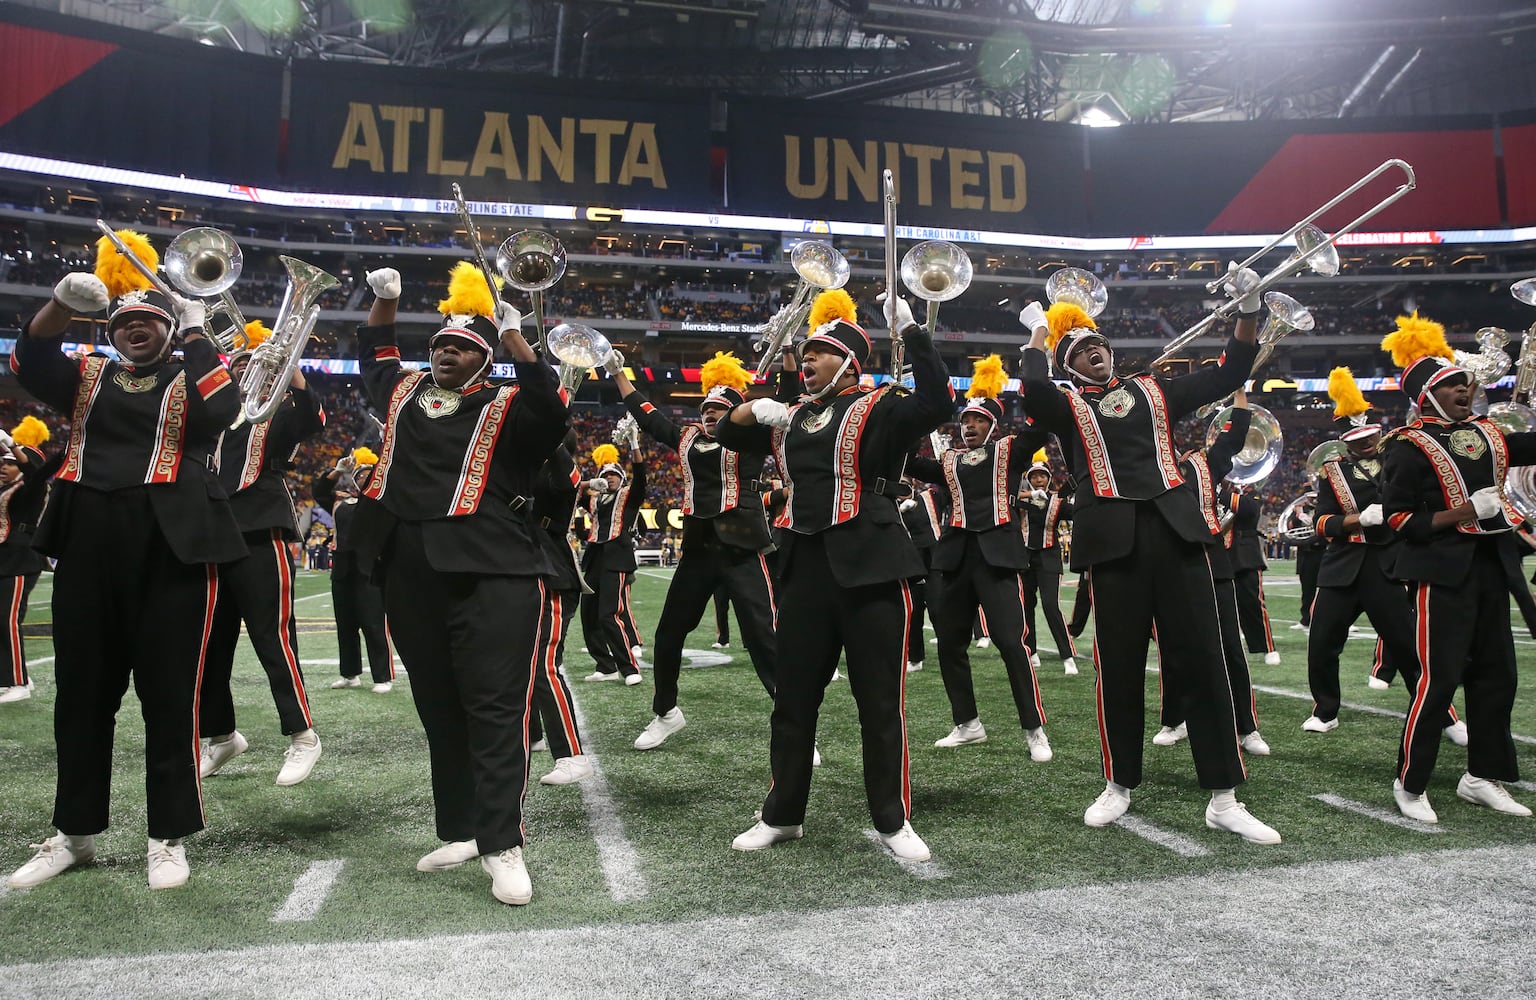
[236,255,339,426]
[547,322,613,398]
[1203,402,1283,486]
[1194,291,1314,420]
[751,240,849,380]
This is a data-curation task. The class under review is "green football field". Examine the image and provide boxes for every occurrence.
[2,564,1536,992]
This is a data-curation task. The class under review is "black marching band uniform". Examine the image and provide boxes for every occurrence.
[1019,453,1078,674]
[900,477,945,672]
[580,450,646,682]
[0,419,61,703]
[1223,484,1279,662]
[312,453,395,687]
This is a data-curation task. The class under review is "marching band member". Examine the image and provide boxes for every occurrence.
[354,262,568,905]
[579,444,647,684]
[610,351,778,751]
[1379,315,1536,822]
[1019,449,1078,676]
[1288,499,1326,634]
[6,231,246,891]
[312,449,394,691]
[719,288,953,861]
[1016,266,1280,844]
[198,321,327,787]
[0,417,61,705]
[899,475,944,673]
[905,356,1053,761]
[1223,483,1280,665]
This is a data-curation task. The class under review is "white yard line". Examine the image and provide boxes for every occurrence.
[271,860,346,923]
[566,697,648,904]
[861,830,950,879]
[294,592,332,603]
[1112,815,1212,857]
[25,656,53,667]
[1311,794,1444,834]
[1251,683,1536,745]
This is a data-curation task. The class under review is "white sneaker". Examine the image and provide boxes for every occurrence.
[831,668,843,681]
[371,681,393,694]
[731,820,803,851]
[1348,624,1361,633]
[929,637,938,645]
[1025,726,1053,762]
[1241,731,1272,756]
[877,821,931,862]
[634,708,686,750]
[417,839,479,872]
[1367,676,1391,690]
[481,847,532,905]
[812,745,823,767]
[1029,653,1041,670]
[330,676,361,689]
[146,837,189,890]
[1063,657,1079,676]
[6,833,95,888]
[935,719,987,748]
[1443,720,1469,747]
[1302,715,1338,734]
[1457,773,1533,816]
[1263,651,1281,666]
[200,730,249,778]
[975,637,992,649]
[1152,722,1188,746]
[276,730,322,787]
[1289,622,1308,631]
[540,755,594,786]
[1394,779,1438,823]
[584,671,621,682]
[1084,783,1131,827]
[906,661,923,673]
[0,681,34,703]
[1205,799,1281,844]
[623,673,643,687]
[530,738,548,753]
[711,641,730,649]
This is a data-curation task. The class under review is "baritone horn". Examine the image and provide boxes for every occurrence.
[1194,291,1315,420]
[751,240,849,380]
[236,255,339,426]
[165,227,250,351]
[496,230,567,355]
[1204,402,1283,486]
[1154,159,1416,365]
[547,322,613,397]
[900,239,973,331]
[1495,278,1536,519]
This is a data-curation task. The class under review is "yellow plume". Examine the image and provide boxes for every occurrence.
[436,261,498,319]
[352,447,379,466]
[93,230,159,299]
[10,416,50,449]
[808,288,856,330]
[1045,302,1096,354]
[967,354,1007,400]
[592,443,620,467]
[700,351,751,394]
[240,320,272,352]
[1381,312,1453,369]
[1327,366,1370,419]
[1032,448,1048,465]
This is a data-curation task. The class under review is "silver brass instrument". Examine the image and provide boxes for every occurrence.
[1276,490,1319,543]
[449,183,510,326]
[95,221,235,354]
[751,241,849,380]
[164,227,247,352]
[1195,291,1315,420]
[900,240,973,333]
[1045,266,1109,318]
[496,230,567,356]
[1494,278,1536,519]
[1307,440,1350,478]
[236,255,340,426]
[547,322,613,398]
[614,413,640,452]
[1155,159,1416,365]
[1204,402,1284,486]
[884,168,903,379]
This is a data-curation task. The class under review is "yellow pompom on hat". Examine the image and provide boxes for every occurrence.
[1044,301,1106,375]
[1327,366,1381,440]
[960,354,1007,425]
[593,442,625,479]
[231,319,272,360]
[7,415,51,464]
[798,288,871,372]
[699,351,751,412]
[95,229,174,332]
[1027,446,1052,478]
[430,261,500,356]
[352,447,379,466]
[1381,312,1465,408]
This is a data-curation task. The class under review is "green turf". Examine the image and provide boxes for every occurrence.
[2,564,1535,963]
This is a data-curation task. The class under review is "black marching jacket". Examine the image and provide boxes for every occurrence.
[583,461,646,574]
[905,427,1048,572]
[0,448,65,576]
[217,383,326,540]
[1312,450,1398,588]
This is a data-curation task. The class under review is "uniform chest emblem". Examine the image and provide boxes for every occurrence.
[802,408,834,433]
[694,440,720,453]
[1098,387,1136,419]
[418,386,462,419]
[113,370,158,394]
[961,448,988,466]
[1448,428,1488,461]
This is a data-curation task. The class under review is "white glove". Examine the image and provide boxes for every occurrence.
[877,290,916,332]
[1030,489,1049,507]
[749,398,791,430]
[1471,486,1503,520]
[1222,261,1263,314]
[366,268,402,300]
[586,478,609,492]
[899,498,917,513]
[494,301,522,334]
[1018,301,1048,333]
[604,349,626,375]
[1357,504,1384,528]
[0,428,13,451]
[52,273,109,314]
[169,292,206,333]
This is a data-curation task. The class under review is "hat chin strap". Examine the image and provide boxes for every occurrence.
[1420,389,1455,422]
[433,352,492,391]
[805,354,855,403]
[1069,351,1113,388]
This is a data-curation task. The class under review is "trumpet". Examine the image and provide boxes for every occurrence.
[496,230,567,356]
[94,221,238,354]
[547,321,613,398]
[1194,291,1315,420]
[751,240,849,380]
[1155,159,1416,365]
[235,255,339,426]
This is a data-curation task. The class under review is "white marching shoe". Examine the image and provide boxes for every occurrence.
[877,821,931,862]
[1152,722,1187,746]
[905,660,924,673]
[1443,720,1469,747]
[731,820,803,852]
[623,673,643,687]
[276,729,322,786]
[1393,779,1438,824]
[975,637,992,649]
[6,832,95,888]
[1025,727,1053,762]
[540,755,594,786]
[1263,651,1281,666]
[1205,793,1281,844]
[1028,653,1041,670]
[1367,675,1391,690]
[584,671,621,683]
[1084,783,1131,827]
[1240,730,1272,756]
[935,719,987,748]
[1063,657,1079,676]
[200,730,249,778]
[1457,774,1532,816]
[482,847,532,905]
[1301,716,1338,734]
[417,839,479,872]
[371,681,393,694]
[0,680,34,703]
[530,738,548,753]
[146,837,189,890]
[329,675,361,689]
[634,708,686,750]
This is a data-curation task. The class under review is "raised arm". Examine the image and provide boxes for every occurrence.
[617,378,683,452]
[1204,403,1253,482]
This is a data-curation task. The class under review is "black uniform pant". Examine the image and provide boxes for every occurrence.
[931,534,1045,730]
[333,564,392,683]
[51,490,217,840]
[905,549,936,665]
[1233,568,1275,654]
[1308,551,1429,725]
[1089,505,1246,791]
[1069,569,1093,637]
[1296,546,1324,626]
[713,584,731,644]
[0,572,37,688]
[1506,556,1536,640]
[1398,544,1519,795]
[202,528,314,737]
[1161,577,1257,736]
[650,542,776,718]
[1024,550,1076,661]
[382,522,545,853]
[581,570,641,677]
[531,589,584,760]
[761,532,912,835]
[528,588,579,749]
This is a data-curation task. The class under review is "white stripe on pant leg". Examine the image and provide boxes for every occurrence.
[272,860,346,922]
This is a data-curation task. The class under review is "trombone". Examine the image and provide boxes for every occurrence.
[750,240,849,380]
[883,168,974,377]
[1154,158,1416,365]
[884,168,902,378]
[1194,291,1315,419]
[164,227,249,351]
[496,230,567,356]
[95,221,240,354]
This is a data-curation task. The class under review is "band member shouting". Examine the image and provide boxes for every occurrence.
[0,417,62,705]
[1017,265,1280,845]
[580,443,646,684]
[611,351,778,750]
[719,288,953,862]
[6,230,246,891]
[1379,314,1536,822]
[312,449,394,691]
[1019,449,1078,676]
[355,262,569,905]
[905,355,1053,761]
[199,321,327,787]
